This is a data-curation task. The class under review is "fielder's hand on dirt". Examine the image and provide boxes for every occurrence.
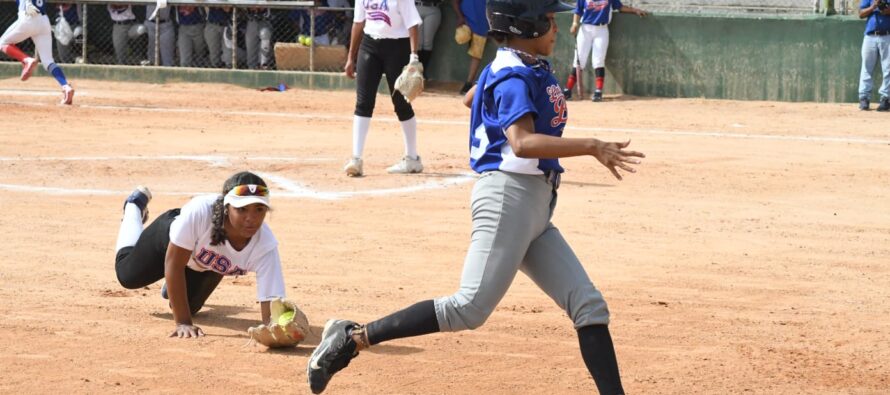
[592,140,645,180]
[171,323,205,338]
[248,298,310,348]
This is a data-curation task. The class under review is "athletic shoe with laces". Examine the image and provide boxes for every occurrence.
[860,97,870,111]
[344,157,363,177]
[123,186,152,224]
[877,96,890,112]
[21,58,37,81]
[562,88,573,100]
[307,319,361,394]
[592,90,603,102]
[387,155,423,174]
[61,84,75,105]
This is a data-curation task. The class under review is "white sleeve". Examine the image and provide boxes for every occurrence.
[400,0,423,29]
[353,0,365,23]
[168,197,210,251]
[254,248,286,302]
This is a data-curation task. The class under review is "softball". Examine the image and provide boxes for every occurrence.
[278,310,295,326]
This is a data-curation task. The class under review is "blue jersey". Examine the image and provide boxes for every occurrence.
[861,0,890,34]
[469,49,567,175]
[575,0,622,26]
[17,0,47,15]
[460,0,489,36]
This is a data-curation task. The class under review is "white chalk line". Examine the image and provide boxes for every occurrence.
[0,155,476,200]
[0,155,335,166]
[1,99,888,145]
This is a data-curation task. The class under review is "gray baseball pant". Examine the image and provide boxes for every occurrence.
[416,4,441,52]
[434,171,610,332]
[178,23,206,67]
[111,22,133,64]
[146,20,175,66]
[204,23,224,68]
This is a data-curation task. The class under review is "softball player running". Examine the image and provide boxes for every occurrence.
[1,0,75,104]
[343,0,424,177]
[562,0,647,102]
[114,171,288,338]
[305,1,643,394]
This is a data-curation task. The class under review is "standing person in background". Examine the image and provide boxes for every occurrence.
[857,0,890,111]
[205,7,230,68]
[414,0,443,79]
[176,5,207,67]
[222,9,247,69]
[145,4,176,66]
[54,3,81,64]
[1,0,75,104]
[451,0,488,94]
[562,0,646,102]
[245,7,273,69]
[342,0,425,177]
[108,4,142,65]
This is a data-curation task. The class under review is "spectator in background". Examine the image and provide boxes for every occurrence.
[108,4,142,65]
[858,0,890,111]
[176,6,206,67]
[205,7,230,68]
[245,7,273,69]
[451,0,488,94]
[289,1,340,46]
[327,0,352,46]
[414,0,443,79]
[145,4,176,66]
[223,10,247,69]
[54,4,82,64]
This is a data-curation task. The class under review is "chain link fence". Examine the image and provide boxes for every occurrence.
[0,0,354,71]
[621,0,858,15]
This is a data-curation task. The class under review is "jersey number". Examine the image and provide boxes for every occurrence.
[470,124,489,161]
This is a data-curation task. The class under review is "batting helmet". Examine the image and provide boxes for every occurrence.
[487,0,574,39]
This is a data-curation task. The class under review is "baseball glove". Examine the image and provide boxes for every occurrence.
[455,24,472,45]
[247,298,310,348]
[394,56,424,103]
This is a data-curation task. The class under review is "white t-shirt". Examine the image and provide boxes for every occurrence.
[354,0,422,39]
[169,195,286,302]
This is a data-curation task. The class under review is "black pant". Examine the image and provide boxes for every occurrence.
[355,35,415,121]
[115,208,223,315]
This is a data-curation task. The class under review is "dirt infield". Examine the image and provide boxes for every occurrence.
[1,77,888,394]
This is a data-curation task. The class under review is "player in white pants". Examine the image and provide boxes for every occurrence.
[563,0,646,102]
[1,0,75,105]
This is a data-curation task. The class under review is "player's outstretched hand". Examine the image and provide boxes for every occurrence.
[170,323,205,338]
[592,140,645,180]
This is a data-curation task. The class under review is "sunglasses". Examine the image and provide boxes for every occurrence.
[229,184,270,197]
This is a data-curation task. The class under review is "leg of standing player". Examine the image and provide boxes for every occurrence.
[590,25,609,102]
[0,17,40,81]
[565,24,593,100]
[345,34,385,177]
[29,15,75,104]
[381,37,422,174]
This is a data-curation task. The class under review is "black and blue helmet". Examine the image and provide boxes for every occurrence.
[487,0,574,39]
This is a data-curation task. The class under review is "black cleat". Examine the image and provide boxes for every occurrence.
[860,97,870,111]
[307,319,361,394]
[123,186,152,223]
[592,90,603,102]
[563,88,573,100]
[876,96,890,112]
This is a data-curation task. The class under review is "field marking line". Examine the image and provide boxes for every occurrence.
[2,99,887,146]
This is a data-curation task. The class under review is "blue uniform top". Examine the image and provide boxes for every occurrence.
[176,6,205,25]
[469,49,568,175]
[460,0,489,36]
[17,0,47,16]
[60,4,79,24]
[575,0,622,26]
[861,0,890,34]
[206,8,230,24]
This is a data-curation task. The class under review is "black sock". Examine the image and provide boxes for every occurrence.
[577,325,624,395]
[366,300,439,346]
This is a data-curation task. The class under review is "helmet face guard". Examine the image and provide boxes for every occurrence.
[487,0,574,39]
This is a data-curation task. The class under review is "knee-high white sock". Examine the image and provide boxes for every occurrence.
[352,115,371,158]
[115,204,144,252]
[400,117,418,159]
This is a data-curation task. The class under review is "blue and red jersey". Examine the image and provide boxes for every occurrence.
[575,0,623,26]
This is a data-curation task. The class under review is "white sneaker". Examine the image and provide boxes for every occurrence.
[386,156,423,174]
[60,85,75,105]
[344,157,363,177]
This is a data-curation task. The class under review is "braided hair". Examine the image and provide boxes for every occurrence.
[210,171,268,246]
